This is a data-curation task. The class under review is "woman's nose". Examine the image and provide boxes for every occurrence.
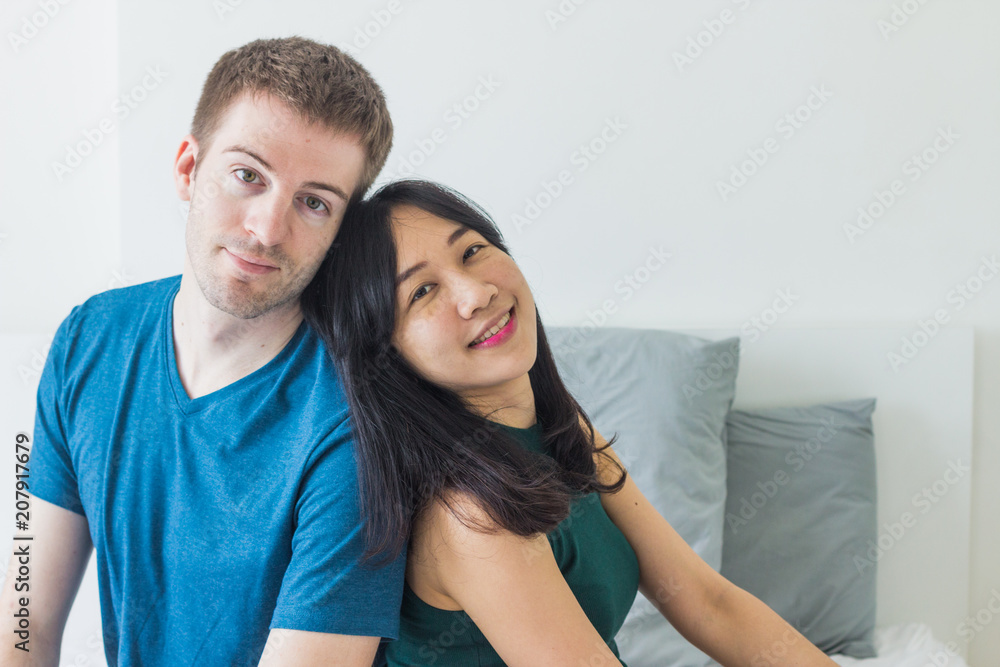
[453,273,498,319]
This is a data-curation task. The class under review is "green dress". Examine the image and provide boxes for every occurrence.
[383,422,640,666]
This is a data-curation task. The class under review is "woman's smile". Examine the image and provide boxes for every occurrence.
[469,306,516,348]
[390,204,537,400]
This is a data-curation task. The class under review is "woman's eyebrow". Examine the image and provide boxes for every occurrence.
[395,262,426,288]
[395,226,471,287]
[446,226,470,246]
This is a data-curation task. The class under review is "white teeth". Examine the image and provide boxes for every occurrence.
[472,311,511,345]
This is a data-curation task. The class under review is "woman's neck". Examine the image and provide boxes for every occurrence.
[461,374,537,429]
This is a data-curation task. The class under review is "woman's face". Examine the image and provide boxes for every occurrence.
[390,204,537,404]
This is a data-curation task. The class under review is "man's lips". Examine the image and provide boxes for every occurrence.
[225,248,278,274]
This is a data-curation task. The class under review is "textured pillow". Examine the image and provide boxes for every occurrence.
[547,326,739,666]
[721,399,878,659]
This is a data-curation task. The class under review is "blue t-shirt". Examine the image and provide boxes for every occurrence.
[29,275,404,666]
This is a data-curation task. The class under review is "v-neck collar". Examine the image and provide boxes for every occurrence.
[162,279,307,415]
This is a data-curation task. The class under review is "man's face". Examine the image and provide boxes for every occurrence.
[178,92,366,320]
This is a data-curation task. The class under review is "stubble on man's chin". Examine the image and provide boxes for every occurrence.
[183,203,326,321]
[201,276,285,320]
[192,252,313,321]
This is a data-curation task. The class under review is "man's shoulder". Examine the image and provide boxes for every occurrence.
[62,275,179,336]
[75,275,180,319]
[51,275,179,364]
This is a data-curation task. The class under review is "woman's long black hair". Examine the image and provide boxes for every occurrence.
[302,180,626,565]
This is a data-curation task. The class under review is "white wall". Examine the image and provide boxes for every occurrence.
[1,0,997,664]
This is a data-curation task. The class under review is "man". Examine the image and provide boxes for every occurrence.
[0,37,403,666]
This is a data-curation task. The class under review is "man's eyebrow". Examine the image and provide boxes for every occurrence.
[301,180,350,204]
[222,144,350,203]
[223,145,274,171]
[395,226,470,288]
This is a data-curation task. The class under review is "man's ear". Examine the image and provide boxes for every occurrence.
[173,134,199,202]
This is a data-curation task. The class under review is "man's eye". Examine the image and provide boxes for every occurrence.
[303,196,328,212]
[236,168,259,184]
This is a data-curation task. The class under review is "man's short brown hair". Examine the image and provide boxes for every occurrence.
[191,36,392,197]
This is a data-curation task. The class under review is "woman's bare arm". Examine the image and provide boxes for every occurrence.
[591,429,837,667]
[410,494,621,666]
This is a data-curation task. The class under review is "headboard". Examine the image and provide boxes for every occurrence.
[677,326,974,656]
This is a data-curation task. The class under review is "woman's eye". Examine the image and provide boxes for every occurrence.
[236,168,259,184]
[464,244,486,260]
[303,196,328,213]
[411,284,431,303]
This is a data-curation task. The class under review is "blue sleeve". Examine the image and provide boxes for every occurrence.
[28,306,86,516]
[269,418,405,639]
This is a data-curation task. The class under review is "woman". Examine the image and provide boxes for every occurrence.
[303,180,836,666]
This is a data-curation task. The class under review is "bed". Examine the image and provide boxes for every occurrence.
[547,325,973,666]
[1,325,974,664]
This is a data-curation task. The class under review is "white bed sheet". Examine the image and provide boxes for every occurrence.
[832,624,968,666]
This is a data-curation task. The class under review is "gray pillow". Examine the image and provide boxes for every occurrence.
[547,326,739,666]
[721,399,878,659]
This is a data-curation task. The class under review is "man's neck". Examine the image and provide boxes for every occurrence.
[172,274,304,400]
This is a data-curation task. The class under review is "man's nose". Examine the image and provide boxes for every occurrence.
[244,194,292,246]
